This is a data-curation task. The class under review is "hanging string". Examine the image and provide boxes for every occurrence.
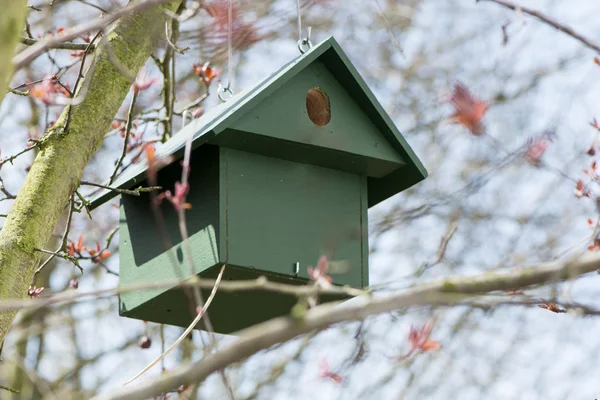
[227,0,233,90]
[218,0,234,102]
[296,0,302,42]
[296,0,312,54]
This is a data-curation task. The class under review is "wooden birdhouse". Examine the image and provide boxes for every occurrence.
[89,37,427,334]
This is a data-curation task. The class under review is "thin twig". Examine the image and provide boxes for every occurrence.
[76,0,109,13]
[175,134,235,398]
[32,196,78,285]
[0,385,20,394]
[10,76,51,91]
[479,0,600,53]
[20,37,93,51]
[0,273,365,312]
[416,221,458,275]
[63,30,104,130]
[109,90,138,185]
[74,191,93,220]
[164,20,189,54]
[1,142,38,165]
[0,174,16,201]
[123,264,227,386]
[176,77,210,115]
[13,0,178,69]
[6,87,29,96]
[80,180,161,196]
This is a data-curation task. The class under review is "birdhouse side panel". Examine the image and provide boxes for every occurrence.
[228,60,405,178]
[118,145,223,317]
[221,148,366,288]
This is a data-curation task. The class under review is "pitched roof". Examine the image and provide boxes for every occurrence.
[88,37,427,210]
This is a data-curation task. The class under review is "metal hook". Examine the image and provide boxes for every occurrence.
[218,85,234,102]
[297,26,313,54]
[181,109,193,129]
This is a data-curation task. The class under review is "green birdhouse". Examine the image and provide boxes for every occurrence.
[89,37,427,334]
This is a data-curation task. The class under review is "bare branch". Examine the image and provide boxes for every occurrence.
[92,253,600,400]
[12,0,177,69]
[0,274,366,312]
[19,37,93,51]
[123,264,227,386]
[108,90,138,185]
[80,181,162,196]
[31,196,77,284]
[416,221,458,275]
[479,0,600,53]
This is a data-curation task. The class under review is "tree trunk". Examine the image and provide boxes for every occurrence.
[0,0,182,346]
[0,1,27,105]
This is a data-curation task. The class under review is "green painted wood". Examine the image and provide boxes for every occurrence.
[118,145,221,315]
[88,36,426,210]
[121,264,349,334]
[118,145,367,332]
[223,148,364,287]
[319,41,428,205]
[213,128,399,180]
[228,61,404,178]
[94,35,429,333]
[359,174,369,287]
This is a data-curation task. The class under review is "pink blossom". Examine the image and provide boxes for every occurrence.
[399,322,441,359]
[308,255,332,285]
[28,286,44,298]
[526,136,550,165]
[133,70,159,94]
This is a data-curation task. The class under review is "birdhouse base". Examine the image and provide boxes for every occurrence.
[119,263,349,334]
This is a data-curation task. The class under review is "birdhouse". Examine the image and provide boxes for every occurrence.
[89,37,427,334]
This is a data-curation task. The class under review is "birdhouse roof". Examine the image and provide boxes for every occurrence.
[88,37,426,210]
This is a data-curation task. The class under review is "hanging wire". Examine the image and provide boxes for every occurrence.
[218,0,235,102]
[296,0,312,54]
[297,0,302,42]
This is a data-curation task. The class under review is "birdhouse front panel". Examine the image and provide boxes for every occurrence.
[222,148,368,287]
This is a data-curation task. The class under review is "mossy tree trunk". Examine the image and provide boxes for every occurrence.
[0,1,27,105]
[0,0,182,346]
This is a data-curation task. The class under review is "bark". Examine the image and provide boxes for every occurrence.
[0,0,182,346]
[0,1,27,105]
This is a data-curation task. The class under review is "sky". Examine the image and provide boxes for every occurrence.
[3,0,600,398]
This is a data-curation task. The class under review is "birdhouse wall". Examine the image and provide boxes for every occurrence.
[118,144,223,319]
[214,60,405,178]
[117,144,368,333]
[221,147,368,287]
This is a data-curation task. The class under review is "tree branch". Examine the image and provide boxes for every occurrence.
[479,0,600,53]
[0,274,366,312]
[92,253,600,400]
[0,0,28,105]
[12,0,178,69]
[0,0,184,347]
[19,37,93,51]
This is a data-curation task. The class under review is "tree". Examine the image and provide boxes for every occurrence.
[0,0,183,346]
[1,0,600,399]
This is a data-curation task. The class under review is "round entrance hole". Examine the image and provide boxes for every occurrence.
[306,87,331,126]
